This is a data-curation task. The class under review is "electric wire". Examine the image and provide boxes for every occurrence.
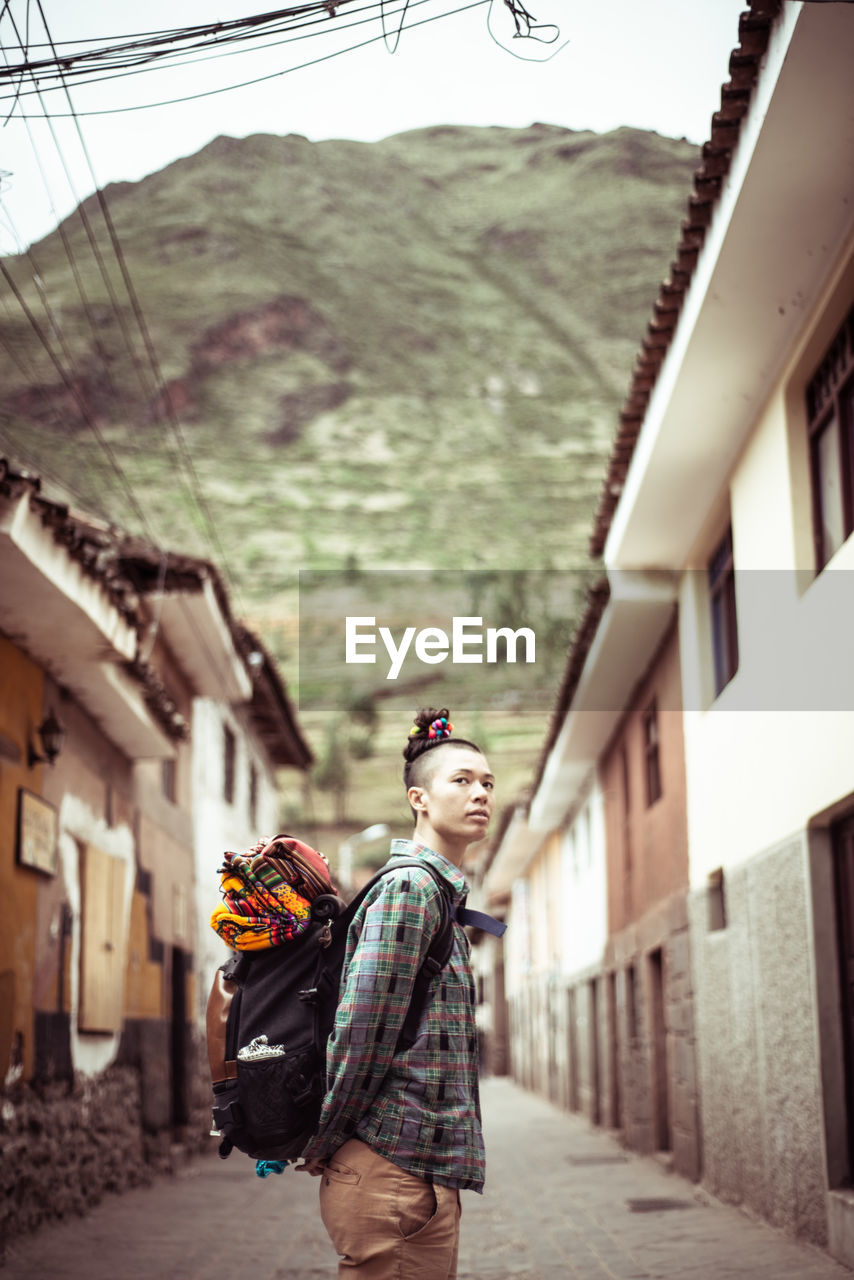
[1,0,492,117]
[0,254,153,530]
[380,0,412,54]
[0,291,123,507]
[3,3,163,412]
[0,417,117,523]
[0,406,245,711]
[0,0,563,631]
[23,0,246,611]
[0,103,104,366]
[1,3,195,568]
[0,202,97,416]
[0,0,492,606]
[0,2,369,100]
[0,0,429,101]
[0,3,366,76]
[1,14,232,592]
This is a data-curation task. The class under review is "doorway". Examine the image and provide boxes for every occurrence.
[607,969,622,1130]
[589,976,601,1125]
[833,815,854,1175]
[170,946,189,1127]
[649,947,671,1152]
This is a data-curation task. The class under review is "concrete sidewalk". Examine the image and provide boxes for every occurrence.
[2,1076,850,1278]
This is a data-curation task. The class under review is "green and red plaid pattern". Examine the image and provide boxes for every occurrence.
[302,839,485,1192]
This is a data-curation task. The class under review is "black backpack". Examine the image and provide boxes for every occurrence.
[206,859,455,1163]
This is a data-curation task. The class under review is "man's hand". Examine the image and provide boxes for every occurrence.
[296,1158,327,1176]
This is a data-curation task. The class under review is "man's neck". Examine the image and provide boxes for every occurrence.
[411,823,467,868]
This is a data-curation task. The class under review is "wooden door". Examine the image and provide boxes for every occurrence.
[833,815,854,1172]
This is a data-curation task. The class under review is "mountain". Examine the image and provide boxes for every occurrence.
[0,123,697,823]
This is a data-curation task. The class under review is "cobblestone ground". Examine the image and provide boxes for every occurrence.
[2,1076,851,1279]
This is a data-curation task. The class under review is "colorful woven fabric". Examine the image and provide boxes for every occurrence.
[210,834,334,951]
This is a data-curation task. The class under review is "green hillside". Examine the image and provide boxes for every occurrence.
[0,123,696,830]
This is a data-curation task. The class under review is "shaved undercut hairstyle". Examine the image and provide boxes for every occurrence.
[402,707,483,793]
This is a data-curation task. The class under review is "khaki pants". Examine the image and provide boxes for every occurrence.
[318,1138,461,1279]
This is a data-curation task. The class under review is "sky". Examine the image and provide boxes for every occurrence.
[0,0,748,249]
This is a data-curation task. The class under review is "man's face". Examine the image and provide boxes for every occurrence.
[412,745,495,844]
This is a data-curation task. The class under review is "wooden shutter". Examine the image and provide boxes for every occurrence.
[78,843,128,1034]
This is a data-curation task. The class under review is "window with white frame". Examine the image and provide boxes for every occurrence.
[806,303,854,571]
[708,525,739,697]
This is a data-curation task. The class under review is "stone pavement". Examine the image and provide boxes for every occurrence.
[2,1076,850,1279]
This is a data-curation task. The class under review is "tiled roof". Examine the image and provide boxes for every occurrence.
[0,456,311,763]
[0,458,142,620]
[479,576,610,876]
[528,576,611,802]
[233,622,315,770]
[589,0,783,558]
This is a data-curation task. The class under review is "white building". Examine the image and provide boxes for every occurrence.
[483,1,854,1263]
[191,630,313,1013]
[587,0,854,1262]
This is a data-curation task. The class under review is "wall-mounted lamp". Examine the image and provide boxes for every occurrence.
[28,709,66,768]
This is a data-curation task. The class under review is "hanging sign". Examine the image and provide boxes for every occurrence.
[17,788,59,875]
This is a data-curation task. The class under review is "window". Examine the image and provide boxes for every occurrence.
[707,867,727,932]
[708,526,739,696]
[223,725,236,804]
[619,743,631,871]
[248,762,258,828]
[162,758,176,804]
[626,963,638,1041]
[642,699,661,807]
[807,304,854,570]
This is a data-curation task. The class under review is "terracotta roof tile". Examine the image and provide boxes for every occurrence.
[0,456,311,765]
[527,577,612,804]
[589,0,783,559]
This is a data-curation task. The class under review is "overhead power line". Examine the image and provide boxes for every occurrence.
[0,0,495,116]
[0,0,427,102]
[0,0,251,614]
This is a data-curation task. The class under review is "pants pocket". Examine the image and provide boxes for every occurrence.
[396,1174,438,1240]
[322,1155,361,1186]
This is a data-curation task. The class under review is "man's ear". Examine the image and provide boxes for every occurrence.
[407,785,427,813]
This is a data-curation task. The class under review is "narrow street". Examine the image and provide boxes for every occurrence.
[3,1076,850,1279]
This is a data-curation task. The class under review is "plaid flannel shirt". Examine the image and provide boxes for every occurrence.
[302,838,485,1192]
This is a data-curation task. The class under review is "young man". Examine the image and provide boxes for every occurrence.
[299,709,496,1279]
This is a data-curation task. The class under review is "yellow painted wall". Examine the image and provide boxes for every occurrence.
[0,633,45,1080]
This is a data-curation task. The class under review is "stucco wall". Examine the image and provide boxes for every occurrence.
[0,634,44,1082]
[679,243,854,889]
[191,698,280,1022]
[559,779,608,976]
[689,831,826,1242]
[602,623,688,932]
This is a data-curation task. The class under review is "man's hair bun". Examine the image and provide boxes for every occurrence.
[404,707,453,760]
[402,707,481,787]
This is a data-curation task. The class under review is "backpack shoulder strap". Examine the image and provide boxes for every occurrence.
[379,860,455,1052]
[337,859,456,1053]
[454,901,507,938]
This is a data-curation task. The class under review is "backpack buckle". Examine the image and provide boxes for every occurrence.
[298,987,318,1003]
